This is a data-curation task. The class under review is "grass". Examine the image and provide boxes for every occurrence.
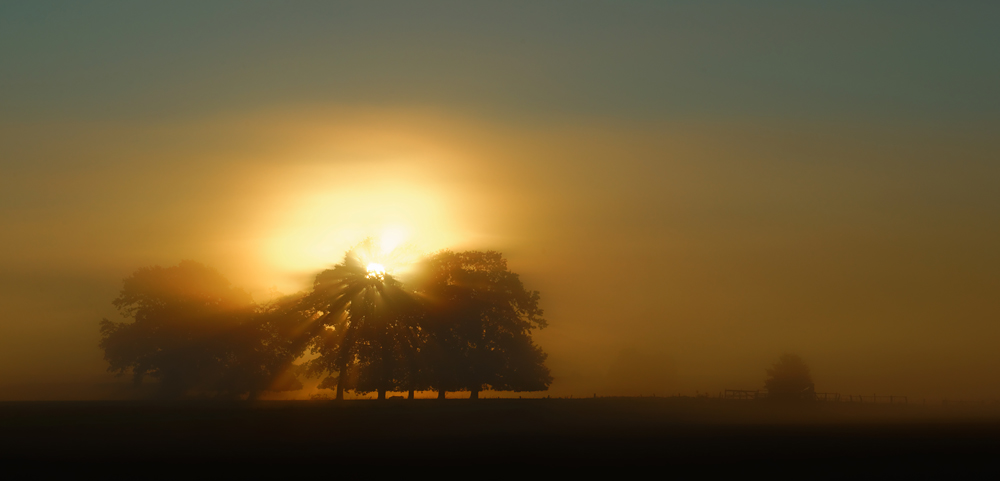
[2,397,997,470]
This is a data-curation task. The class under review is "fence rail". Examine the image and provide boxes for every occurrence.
[723,390,907,403]
[840,394,907,404]
[724,389,762,400]
[814,392,839,402]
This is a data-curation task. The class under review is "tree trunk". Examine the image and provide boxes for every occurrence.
[408,389,415,400]
[470,388,480,399]
[378,388,386,400]
[335,364,346,400]
[437,389,446,400]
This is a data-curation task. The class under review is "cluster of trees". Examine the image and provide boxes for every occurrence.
[99,245,552,400]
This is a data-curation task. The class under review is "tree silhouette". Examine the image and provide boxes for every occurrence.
[99,248,552,401]
[412,250,551,399]
[303,240,421,400]
[218,292,314,399]
[99,261,307,399]
[764,353,815,401]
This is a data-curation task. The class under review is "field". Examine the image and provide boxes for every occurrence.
[2,397,998,471]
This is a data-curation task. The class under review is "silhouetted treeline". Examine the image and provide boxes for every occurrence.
[99,243,551,399]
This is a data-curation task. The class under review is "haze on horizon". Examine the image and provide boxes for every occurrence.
[1,2,999,401]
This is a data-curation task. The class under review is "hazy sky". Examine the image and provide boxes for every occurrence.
[2,2,999,400]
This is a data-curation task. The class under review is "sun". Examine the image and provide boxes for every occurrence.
[351,232,426,282]
[366,262,386,279]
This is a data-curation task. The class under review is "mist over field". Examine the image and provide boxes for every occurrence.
[2,2,999,403]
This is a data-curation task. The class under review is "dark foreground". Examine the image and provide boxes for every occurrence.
[2,398,998,472]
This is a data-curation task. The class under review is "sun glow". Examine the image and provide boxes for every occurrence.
[379,227,408,254]
[351,234,424,282]
[259,162,465,283]
[365,262,386,279]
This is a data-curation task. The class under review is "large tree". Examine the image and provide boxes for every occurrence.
[99,261,308,399]
[413,250,551,399]
[304,241,422,400]
[219,292,314,399]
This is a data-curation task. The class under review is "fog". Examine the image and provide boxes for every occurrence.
[2,2,999,401]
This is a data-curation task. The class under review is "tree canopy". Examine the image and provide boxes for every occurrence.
[99,248,553,400]
[99,261,309,399]
[411,250,551,398]
[302,241,422,399]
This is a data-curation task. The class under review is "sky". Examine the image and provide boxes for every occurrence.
[1,1,999,400]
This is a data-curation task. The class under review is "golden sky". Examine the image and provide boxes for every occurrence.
[1,2,999,400]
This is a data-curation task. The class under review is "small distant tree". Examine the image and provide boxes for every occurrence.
[764,353,815,401]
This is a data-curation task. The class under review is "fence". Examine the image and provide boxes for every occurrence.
[840,394,907,404]
[814,392,839,402]
[724,389,762,400]
[724,390,907,403]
